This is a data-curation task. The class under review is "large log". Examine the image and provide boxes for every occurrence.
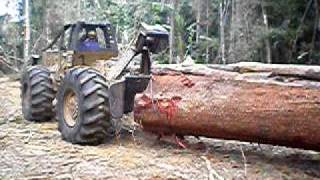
[134,64,320,151]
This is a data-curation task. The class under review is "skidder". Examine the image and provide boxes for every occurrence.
[21,21,169,145]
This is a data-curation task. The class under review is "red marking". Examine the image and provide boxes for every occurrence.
[136,94,153,108]
[157,98,180,123]
[181,76,195,88]
[135,95,184,142]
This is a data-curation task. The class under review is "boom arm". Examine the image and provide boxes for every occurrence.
[108,23,169,118]
[107,23,169,80]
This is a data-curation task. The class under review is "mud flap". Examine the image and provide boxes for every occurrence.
[109,80,125,119]
[109,75,150,118]
[124,75,150,113]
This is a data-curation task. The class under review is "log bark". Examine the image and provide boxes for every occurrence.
[134,64,320,151]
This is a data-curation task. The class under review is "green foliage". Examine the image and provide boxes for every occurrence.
[155,52,170,64]
[2,0,320,64]
[265,0,319,64]
[0,14,24,58]
[193,36,219,64]
[30,0,46,33]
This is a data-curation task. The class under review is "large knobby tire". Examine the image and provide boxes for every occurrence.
[21,66,55,122]
[57,67,114,145]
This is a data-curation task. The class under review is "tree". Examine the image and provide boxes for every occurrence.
[24,0,30,61]
[169,0,179,64]
[219,0,227,64]
[261,0,272,64]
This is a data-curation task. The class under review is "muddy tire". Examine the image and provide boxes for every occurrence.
[57,67,114,145]
[21,66,55,122]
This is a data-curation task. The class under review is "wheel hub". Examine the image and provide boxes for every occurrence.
[64,90,79,127]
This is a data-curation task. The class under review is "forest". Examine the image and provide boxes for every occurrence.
[0,0,320,73]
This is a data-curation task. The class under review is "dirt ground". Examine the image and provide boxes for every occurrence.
[0,77,319,180]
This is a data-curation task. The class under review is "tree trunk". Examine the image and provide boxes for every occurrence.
[45,2,50,43]
[78,0,82,20]
[220,1,226,64]
[134,64,320,151]
[228,0,266,63]
[261,1,272,64]
[24,0,31,62]
[205,0,210,63]
[228,0,236,63]
[196,0,201,45]
[311,0,319,63]
[169,0,178,64]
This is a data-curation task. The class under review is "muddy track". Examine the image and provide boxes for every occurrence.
[0,78,319,180]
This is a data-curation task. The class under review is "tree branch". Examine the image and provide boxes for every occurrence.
[291,0,313,61]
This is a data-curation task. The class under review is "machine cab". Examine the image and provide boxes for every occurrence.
[41,21,118,67]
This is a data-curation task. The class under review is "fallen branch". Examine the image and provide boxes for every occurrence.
[291,0,313,60]
[0,55,13,66]
[0,55,24,64]
[239,145,247,177]
[0,58,19,73]
[201,156,224,180]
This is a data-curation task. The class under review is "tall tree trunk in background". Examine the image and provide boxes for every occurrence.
[318,0,320,30]
[236,0,249,62]
[205,0,210,63]
[169,0,178,64]
[220,1,226,64]
[94,0,101,9]
[24,0,31,62]
[196,0,201,44]
[229,0,262,63]
[229,0,236,63]
[78,0,82,20]
[261,1,272,64]
[43,1,70,43]
[161,0,166,10]
[63,0,66,24]
[311,0,319,63]
[44,1,50,45]
[195,0,204,63]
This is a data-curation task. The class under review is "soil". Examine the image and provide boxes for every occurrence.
[0,77,319,180]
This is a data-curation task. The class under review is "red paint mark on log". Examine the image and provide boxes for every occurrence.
[181,76,195,88]
[157,99,178,123]
[135,94,183,135]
